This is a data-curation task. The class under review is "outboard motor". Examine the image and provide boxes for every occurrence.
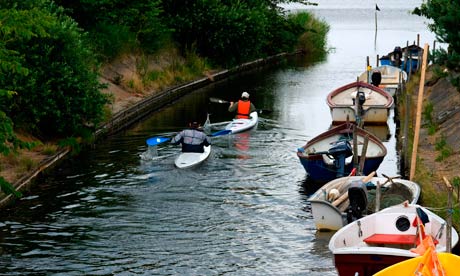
[371,70,382,86]
[356,91,366,116]
[327,140,353,178]
[346,180,368,223]
[393,46,403,68]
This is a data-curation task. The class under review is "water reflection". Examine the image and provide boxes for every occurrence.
[233,132,252,159]
[363,124,391,142]
[0,1,438,275]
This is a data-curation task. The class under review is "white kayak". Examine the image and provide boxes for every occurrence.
[225,111,258,134]
[174,145,211,169]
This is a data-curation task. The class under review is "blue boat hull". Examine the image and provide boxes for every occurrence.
[298,156,384,183]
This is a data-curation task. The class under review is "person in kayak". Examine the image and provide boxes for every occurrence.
[228,91,257,119]
[171,121,211,153]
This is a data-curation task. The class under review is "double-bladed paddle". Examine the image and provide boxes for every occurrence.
[146,129,232,146]
[209,97,273,114]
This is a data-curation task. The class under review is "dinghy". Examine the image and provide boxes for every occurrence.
[308,174,420,231]
[297,122,387,183]
[329,203,458,276]
[326,81,393,125]
[358,65,407,96]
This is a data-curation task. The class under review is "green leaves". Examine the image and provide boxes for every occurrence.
[162,0,312,67]
[1,5,109,138]
[0,177,22,198]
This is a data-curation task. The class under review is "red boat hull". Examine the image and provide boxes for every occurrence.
[334,253,410,276]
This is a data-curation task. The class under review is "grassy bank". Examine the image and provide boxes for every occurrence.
[1,11,330,202]
[399,68,460,231]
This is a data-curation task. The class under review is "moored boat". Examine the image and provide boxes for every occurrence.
[329,203,459,276]
[174,145,211,169]
[373,251,460,276]
[358,65,407,96]
[379,44,423,74]
[225,111,258,134]
[308,174,420,231]
[297,122,387,183]
[326,81,393,125]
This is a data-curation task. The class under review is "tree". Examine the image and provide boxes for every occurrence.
[413,0,460,69]
[161,0,307,66]
[0,7,109,138]
[52,0,171,57]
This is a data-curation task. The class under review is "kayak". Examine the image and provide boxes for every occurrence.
[225,111,258,134]
[174,145,211,169]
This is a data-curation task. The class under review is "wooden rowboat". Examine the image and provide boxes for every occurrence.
[329,203,459,276]
[326,81,393,125]
[308,174,420,231]
[297,122,387,183]
[358,65,407,96]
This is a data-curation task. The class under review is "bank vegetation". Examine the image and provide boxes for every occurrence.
[398,0,460,230]
[0,1,329,199]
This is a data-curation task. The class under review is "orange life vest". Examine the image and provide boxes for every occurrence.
[237,100,251,119]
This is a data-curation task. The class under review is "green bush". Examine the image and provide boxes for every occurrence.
[435,136,452,161]
[0,7,110,139]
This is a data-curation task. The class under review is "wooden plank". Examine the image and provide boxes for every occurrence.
[410,43,429,180]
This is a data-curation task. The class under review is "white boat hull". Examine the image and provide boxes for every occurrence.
[174,145,211,169]
[309,176,421,231]
[330,107,390,124]
[358,65,408,97]
[225,111,258,133]
[327,81,393,125]
[328,203,459,276]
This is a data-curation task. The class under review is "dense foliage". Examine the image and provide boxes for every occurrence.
[0,0,327,194]
[413,0,460,72]
[52,0,171,59]
[161,0,307,66]
[0,6,109,139]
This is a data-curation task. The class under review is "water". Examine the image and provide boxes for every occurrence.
[0,1,437,275]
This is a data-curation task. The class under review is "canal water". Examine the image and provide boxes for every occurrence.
[0,1,437,275]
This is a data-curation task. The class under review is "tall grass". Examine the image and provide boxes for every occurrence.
[290,12,330,60]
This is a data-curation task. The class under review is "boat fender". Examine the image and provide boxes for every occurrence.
[328,189,340,202]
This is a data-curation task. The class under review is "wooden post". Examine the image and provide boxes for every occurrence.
[353,124,359,172]
[375,181,381,212]
[376,54,379,67]
[403,92,410,176]
[404,41,409,74]
[366,56,370,83]
[443,176,453,252]
[409,43,429,181]
[358,135,369,174]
